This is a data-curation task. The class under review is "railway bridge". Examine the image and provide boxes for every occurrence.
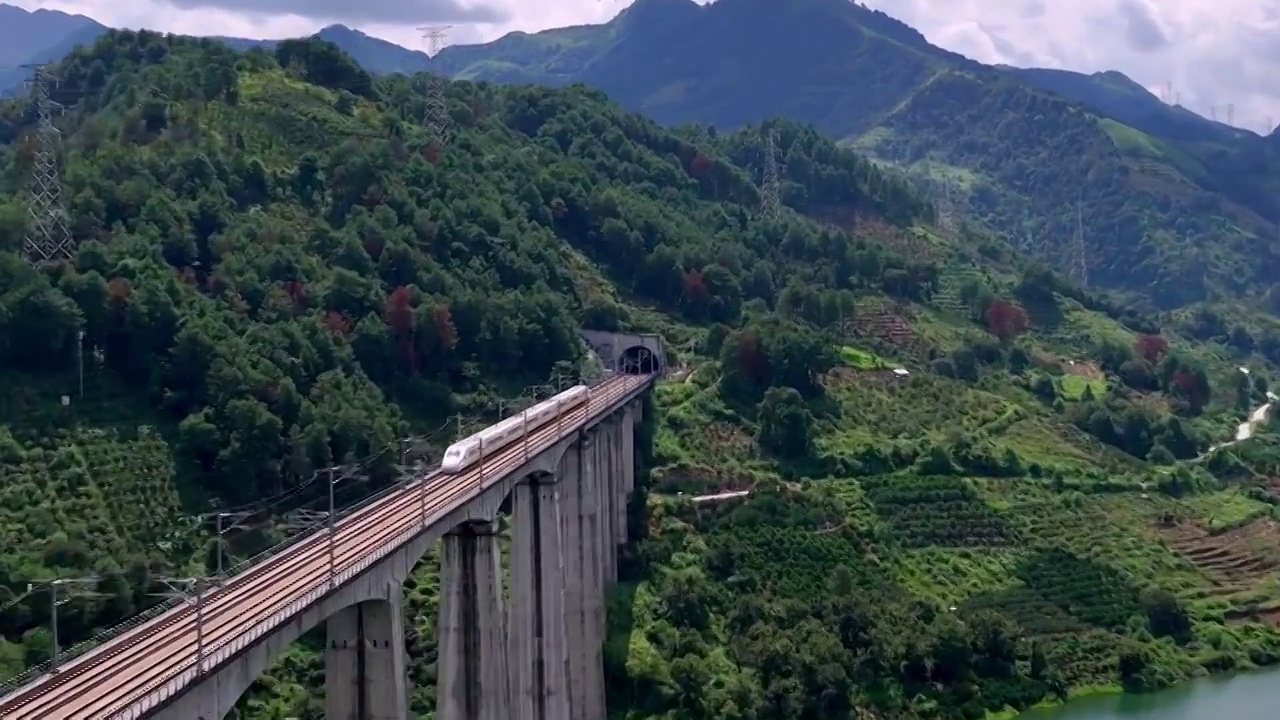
[0,371,657,720]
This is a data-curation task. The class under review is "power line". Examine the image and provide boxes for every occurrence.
[198,510,255,577]
[25,577,107,673]
[20,63,73,266]
[150,577,211,674]
[0,367,628,692]
[418,25,453,147]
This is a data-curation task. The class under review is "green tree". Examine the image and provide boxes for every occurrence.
[756,386,813,459]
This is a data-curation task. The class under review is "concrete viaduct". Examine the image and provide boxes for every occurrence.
[0,356,659,719]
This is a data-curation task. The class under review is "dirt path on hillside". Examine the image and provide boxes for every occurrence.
[1195,394,1275,461]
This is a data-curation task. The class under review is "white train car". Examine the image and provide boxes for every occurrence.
[440,384,591,474]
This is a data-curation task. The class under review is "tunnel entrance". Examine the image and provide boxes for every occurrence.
[618,345,659,374]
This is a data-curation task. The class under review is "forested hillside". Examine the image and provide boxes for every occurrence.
[4,28,1280,720]
[8,0,1279,315]
[437,0,1280,313]
[855,71,1278,307]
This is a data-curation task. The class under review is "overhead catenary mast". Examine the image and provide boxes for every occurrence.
[20,63,73,265]
[418,25,453,146]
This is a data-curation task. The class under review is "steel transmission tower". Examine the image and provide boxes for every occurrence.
[760,127,780,219]
[934,183,957,233]
[21,64,73,265]
[419,25,453,146]
[1069,199,1088,286]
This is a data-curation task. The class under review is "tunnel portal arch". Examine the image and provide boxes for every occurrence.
[579,330,666,375]
[619,345,658,374]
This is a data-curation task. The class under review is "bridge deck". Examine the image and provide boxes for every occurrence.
[0,373,654,719]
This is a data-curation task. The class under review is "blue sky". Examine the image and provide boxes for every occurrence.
[12,0,1279,133]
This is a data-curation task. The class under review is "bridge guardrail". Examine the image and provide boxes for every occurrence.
[110,370,655,717]
[0,369,648,698]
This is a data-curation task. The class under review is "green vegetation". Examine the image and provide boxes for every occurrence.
[3,25,1280,720]
[438,0,1280,316]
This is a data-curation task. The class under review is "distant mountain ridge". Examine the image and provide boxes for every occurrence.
[3,0,1280,312]
[0,3,432,96]
[0,0,1241,141]
[0,3,100,66]
[427,0,1280,308]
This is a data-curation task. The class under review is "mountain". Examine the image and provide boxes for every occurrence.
[7,0,1277,312]
[433,0,1280,313]
[1006,68,1240,144]
[436,0,973,134]
[0,4,102,67]
[5,29,1280,720]
[0,4,108,94]
[0,3,427,94]
[313,24,432,75]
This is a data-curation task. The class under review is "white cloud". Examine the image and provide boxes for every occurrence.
[12,0,1279,133]
[862,0,1280,133]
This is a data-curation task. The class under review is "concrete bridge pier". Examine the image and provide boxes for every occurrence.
[325,595,408,720]
[578,430,608,720]
[437,521,510,720]
[600,426,619,588]
[509,480,570,720]
[561,430,607,720]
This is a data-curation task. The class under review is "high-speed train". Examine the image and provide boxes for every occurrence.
[440,384,591,474]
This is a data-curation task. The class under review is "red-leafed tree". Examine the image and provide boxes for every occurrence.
[106,277,132,312]
[431,304,458,351]
[383,286,414,334]
[107,276,131,300]
[1169,367,1211,411]
[734,329,770,385]
[681,269,708,303]
[984,299,1029,341]
[383,287,416,371]
[284,280,307,312]
[688,153,713,179]
[1135,333,1168,364]
[322,311,351,337]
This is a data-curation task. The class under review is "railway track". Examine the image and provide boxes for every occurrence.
[0,374,650,719]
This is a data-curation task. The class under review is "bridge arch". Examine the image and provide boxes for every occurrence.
[160,579,402,719]
[161,434,595,716]
[134,392,648,720]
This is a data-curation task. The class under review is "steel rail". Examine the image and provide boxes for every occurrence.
[0,373,651,719]
[12,375,645,718]
[98,392,601,719]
